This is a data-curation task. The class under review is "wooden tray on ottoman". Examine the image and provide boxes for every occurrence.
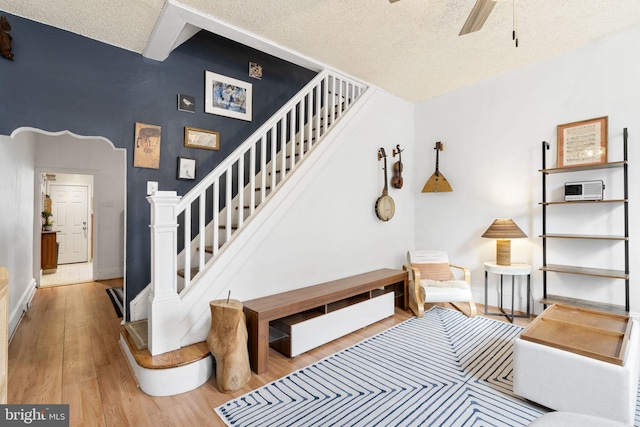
[520,304,631,365]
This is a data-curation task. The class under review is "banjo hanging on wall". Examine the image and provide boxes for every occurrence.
[375,147,395,221]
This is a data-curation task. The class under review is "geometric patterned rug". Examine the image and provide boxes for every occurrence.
[215,306,552,426]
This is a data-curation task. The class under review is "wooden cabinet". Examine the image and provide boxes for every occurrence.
[539,128,629,314]
[41,231,58,274]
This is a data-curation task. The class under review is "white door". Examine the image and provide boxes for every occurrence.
[50,184,89,264]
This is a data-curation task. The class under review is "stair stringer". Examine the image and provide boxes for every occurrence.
[174,87,376,348]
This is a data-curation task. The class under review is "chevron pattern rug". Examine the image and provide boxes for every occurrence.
[215,306,638,426]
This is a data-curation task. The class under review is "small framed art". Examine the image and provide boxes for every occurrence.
[249,62,262,79]
[184,126,220,151]
[177,157,196,180]
[178,94,196,113]
[557,116,608,168]
[204,71,252,121]
[133,122,161,169]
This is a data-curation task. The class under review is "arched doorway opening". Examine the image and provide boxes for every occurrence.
[22,128,126,314]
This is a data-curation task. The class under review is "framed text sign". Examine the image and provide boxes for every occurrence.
[557,116,608,168]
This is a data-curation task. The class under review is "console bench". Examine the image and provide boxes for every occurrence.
[243,268,408,374]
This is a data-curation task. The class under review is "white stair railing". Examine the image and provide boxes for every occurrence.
[147,70,366,355]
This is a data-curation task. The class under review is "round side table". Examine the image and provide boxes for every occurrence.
[484,262,532,323]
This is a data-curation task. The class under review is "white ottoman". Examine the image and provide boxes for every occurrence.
[528,412,632,427]
[513,319,640,425]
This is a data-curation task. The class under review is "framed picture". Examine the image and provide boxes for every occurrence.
[557,116,608,168]
[177,157,196,180]
[177,94,196,113]
[133,122,161,169]
[204,71,252,121]
[249,62,262,79]
[184,126,220,151]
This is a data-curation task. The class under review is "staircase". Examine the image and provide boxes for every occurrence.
[141,70,367,366]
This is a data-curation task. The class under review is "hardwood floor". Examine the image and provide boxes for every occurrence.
[8,280,533,426]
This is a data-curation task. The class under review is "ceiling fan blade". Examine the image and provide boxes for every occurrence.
[389,0,401,3]
[459,0,497,36]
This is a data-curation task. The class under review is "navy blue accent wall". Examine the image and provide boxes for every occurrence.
[0,13,317,314]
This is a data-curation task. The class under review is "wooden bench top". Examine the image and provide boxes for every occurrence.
[243,268,407,321]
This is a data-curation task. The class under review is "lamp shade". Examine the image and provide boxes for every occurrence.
[482,218,527,265]
[481,218,527,239]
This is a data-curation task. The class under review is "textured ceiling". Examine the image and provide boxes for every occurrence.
[3,0,640,102]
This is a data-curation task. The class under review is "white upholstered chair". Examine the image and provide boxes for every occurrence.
[403,250,477,317]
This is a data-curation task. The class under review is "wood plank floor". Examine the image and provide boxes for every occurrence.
[8,279,533,426]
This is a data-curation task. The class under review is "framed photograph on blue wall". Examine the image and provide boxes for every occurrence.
[177,157,196,180]
[204,71,252,121]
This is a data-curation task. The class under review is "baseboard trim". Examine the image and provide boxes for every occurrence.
[95,266,124,281]
[9,278,36,339]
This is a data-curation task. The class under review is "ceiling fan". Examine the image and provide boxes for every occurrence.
[388,0,499,36]
[459,0,498,35]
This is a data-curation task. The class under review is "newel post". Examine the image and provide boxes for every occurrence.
[147,191,182,355]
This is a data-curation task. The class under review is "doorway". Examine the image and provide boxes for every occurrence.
[40,172,94,286]
[29,129,126,304]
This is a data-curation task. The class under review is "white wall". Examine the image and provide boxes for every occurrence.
[414,26,640,315]
[176,88,416,345]
[0,132,37,337]
[228,89,415,298]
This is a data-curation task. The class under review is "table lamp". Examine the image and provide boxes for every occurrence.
[482,218,527,265]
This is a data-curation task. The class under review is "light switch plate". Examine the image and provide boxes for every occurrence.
[147,181,158,196]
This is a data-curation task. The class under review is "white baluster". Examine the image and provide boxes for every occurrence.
[212,179,219,256]
[198,189,206,274]
[249,141,256,215]
[260,135,267,204]
[280,116,287,180]
[183,203,191,289]
[225,168,232,243]
[322,75,329,137]
[237,156,244,228]
[271,125,277,190]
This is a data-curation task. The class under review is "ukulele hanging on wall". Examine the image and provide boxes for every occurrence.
[422,141,453,193]
[375,147,395,221]
[391,144,404,189]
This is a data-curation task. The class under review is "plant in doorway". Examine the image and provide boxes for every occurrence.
[42,211,54,231]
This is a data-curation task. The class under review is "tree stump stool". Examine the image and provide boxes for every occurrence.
[206,299,251,393]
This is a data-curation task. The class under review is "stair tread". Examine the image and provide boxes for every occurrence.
[120,324,210,370]
[177,267,199,278]
[200,245,226,253]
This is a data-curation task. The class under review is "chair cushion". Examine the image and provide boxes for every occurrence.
[412,263,455,281]
[407,250,449,265]
[419,283,472,303]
